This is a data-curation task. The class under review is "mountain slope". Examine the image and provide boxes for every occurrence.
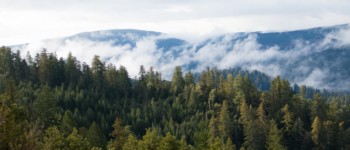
[10,24,350,91]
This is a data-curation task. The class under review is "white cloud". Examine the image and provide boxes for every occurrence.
[301,68,330,89]
[164,6,193,13]
[1,0,350,45]
[15,25,350,83]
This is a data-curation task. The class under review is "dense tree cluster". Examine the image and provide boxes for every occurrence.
[1,46,350,149]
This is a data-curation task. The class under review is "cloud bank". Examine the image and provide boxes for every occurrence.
[12,25,350,91]
[1,0,350,45]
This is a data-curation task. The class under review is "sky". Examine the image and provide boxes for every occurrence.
[1,0,350,45]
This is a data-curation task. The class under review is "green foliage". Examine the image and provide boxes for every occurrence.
[87,121,106,148]
[218,100,232,141]
[311,94,328,120]
[109,117,131,150]
[179,136,192,150]
[122,134,139,150]
[223,138,236,150]
[0,98,23,149]
[209,137,221,150]
[139,128,161,150]
[171,66,185,96]
[33,84,59,128]
[193,121,209,150]
[159,132,180,150]
[66,127,90,150]
[1,47,350,150]
[311,116,325,149]
[281,104,293,132]
[208,116,219,144]
[266,120,286,150]
[61,110,77,135]
[43,126,66,149]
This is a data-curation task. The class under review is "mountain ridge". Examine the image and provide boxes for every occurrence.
[9,24,350,91]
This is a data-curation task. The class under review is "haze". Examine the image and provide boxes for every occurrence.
[1,0,350,45]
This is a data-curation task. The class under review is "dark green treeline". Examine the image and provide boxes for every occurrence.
[1,46,350,150]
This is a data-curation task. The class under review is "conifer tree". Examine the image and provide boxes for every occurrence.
[87,121,106,148]
[209,137,222,150]
[311,116,325,149]
[208,116,219,144]
[281,104,293,132]
[223,138,236,150]
[43,126,66,149]
[179,136,192,150]
[66,127,89,150]
[160,132,179,150]
[109,117,130,150]
[311,94,327,120]
[219,100,231,141]
[266,120,286,150]
[139,128,161,150]
[208,89,216,111]
[122,134,139,150]
[61,110,77,135]
[33,84,59,128]
[171,66,185,96]
[184,72,194,86]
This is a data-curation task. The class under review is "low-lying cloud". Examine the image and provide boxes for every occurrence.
[12,25,350,91]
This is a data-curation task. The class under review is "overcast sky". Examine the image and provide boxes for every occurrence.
[1,0,350,45]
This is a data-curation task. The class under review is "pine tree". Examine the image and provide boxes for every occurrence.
[43,126,67,149]
[266,120,286,150]
[91,55,105,91]
[323,120,337,149]
[269,76,292,116]
[193,122,209,150]
[184,72,194,86]
[109,117,130,150]
[239,99,253,124]
[188,88,197,109]
[33,85,59,128]
[257,101,267,131]
[311,94,327,121]
[337,122,350,149]
[87,121,106,148]
[122,134,139,150]
[159,132,179,150]
[61,110,77,135]
[208,116,219,144]
[224,74,235,100]
[281,104,293,132]
[223,138,236,150]
[208,89,216,111]
[311,116,325,149]
[219,100,232,141]
[240,100,264,150]
[66,127,90,150]
[288,118,304,150]
[179,136,192,150]
[171,66,185,96]
[209,137,221,150]
[0,97,22,149]
[22,122,42,150]
[65,52,81,87]
[139,128,161,150]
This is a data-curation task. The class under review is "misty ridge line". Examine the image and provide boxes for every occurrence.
[10,24,350,91]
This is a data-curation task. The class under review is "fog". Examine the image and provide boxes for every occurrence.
[12,25,350,91]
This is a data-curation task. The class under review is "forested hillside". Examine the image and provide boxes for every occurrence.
[12,24,350,92]
[1,46,350,150]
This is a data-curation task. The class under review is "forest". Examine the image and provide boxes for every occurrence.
[1,46,350,150]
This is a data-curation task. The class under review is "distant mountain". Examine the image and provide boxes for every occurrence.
[188,24,350,91]
[11,24,350,91]
[65,29,161,46]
